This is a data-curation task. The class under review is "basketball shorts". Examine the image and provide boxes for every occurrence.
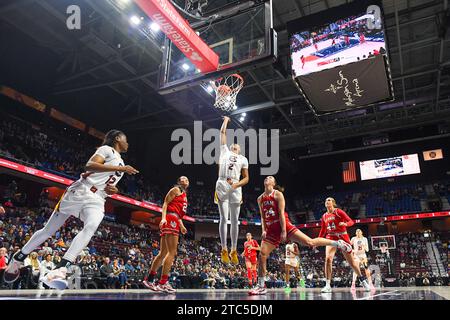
[55,181,106,218]
[215,179,242,204]
[285,259,298,268]
[264,220,298,248]
[245,256,258,265]
[326,233,351,244]
[160,213,180,236]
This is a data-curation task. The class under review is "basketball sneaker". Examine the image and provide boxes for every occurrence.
[143,279,161,291]
[321,285,332,293]
[3,251,26,283]
[337,240,352,253]
[299,278,306,288]
[221,249,230,264]
[229,250,239,265]
[157,282,176,294]
[248,285,267,295]
[42,267,69,290]
[361,279,371,292]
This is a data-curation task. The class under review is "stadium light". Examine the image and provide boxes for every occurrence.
[130,15,141,26]
[182,63,190,71]
[242,113,246,117]
[239,116,245,121]
[206,86,213,93]
[150,22,160,32]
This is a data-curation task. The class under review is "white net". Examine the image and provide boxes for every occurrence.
[211,73,244,112]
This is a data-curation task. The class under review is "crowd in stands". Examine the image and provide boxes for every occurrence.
[0,114,449,290]
[2,116,450,223]
[0,116,163,205]
[1,187,448,290]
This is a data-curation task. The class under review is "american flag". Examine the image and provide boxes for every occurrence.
[342,161,357,183]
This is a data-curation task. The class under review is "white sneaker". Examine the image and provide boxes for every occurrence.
[248,285,267,295]
[361,279,371,292]
[321,285,332,293]
[3,255,24,283]
[42,267,68,290]
[337,240,352,253]
[143,280,161,292]
[157,282,176,294]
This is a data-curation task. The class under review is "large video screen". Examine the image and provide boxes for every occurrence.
[290,4,386,77]
[359,154,421,181]
[287,0,393,114]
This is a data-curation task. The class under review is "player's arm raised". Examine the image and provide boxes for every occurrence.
[364,238,369,252]
[220,116,230,145]
[86,154,139,175]
[257,195,266,239]
[159,187,180,228]
[276,190,287,243]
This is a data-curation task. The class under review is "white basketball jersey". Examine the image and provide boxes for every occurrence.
[77,145,125,191]
[352,236,368,255]
[285,244,295,260]
[218,145,249,181]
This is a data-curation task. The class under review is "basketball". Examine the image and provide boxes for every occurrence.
[217,84,231,96]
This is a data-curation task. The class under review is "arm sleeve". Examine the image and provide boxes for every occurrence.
[241,156,249,169]
[93,146,112,161]
[318,216,327,238]
[220,144,229,155]
[339,209,354,227]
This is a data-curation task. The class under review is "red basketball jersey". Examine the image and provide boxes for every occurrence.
[260,190,290,228]
[319,208,354,238]
[167,189,187,219]
[244,240,258,258]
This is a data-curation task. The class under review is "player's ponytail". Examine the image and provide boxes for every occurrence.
[271,176,285,192]
[102,130,125,147]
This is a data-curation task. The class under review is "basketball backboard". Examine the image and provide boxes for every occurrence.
[158,1,277,94]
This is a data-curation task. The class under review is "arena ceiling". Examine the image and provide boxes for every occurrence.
[0,0,449,161]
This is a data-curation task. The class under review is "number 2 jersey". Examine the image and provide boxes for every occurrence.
[215,144,249,204]
[76,145,125,199]
[218,144,249,182]
[167,189,188,219]
[161,189,188,236]
[318,208,354,243]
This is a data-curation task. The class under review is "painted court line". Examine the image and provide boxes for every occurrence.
[357,290,400,300]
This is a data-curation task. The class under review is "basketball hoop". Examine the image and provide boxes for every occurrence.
[211,73,244,112]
